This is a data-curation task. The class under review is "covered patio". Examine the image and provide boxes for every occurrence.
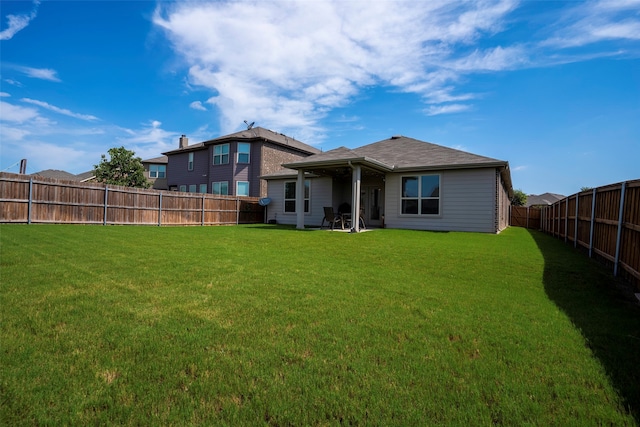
[282,149,390,232]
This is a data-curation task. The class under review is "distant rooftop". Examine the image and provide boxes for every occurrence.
[526,192,565,207]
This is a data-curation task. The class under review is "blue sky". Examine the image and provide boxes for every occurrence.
[1,0,638,196]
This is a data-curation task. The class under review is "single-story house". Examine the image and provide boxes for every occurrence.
[32,169,95,182]
[261,135,513,233]
[526,192,564,208]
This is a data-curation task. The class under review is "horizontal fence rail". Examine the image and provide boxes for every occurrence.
[0,172,264,226]
[533,179,639,290]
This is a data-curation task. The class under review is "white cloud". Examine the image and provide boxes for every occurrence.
[425,104,472,116]
[190,101,207,111]
[449,46,528,71]
[0,92,10,97]
[3,78,23,87]
[153,0,520,136]
[22,98,98,121]
[16,66,61,82]
[117,120,180,159]
[542,0,640,48]
[0,0,40,41]
[512,165,528,172]
[0,101,39,123]
[153,0,637,138]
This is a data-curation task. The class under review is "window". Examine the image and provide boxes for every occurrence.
[212,181,228,195]
[179,185,186,192]
[284,180,310,213]
[401,175,440,215]
[213,144,229,165]
[237,142,251,163]
[236,181,249,197]
[189,184,197,193]
[188,153,194,171]
[149,164,166,178]
[199,184,208,193]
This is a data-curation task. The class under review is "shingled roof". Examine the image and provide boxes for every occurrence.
[284,135,507,172]
[163,127,320,155]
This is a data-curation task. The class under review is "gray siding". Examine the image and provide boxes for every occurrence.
[266,177,333,226]
[384,168,498,233]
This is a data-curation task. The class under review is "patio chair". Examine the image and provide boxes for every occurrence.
[321,206,343,230]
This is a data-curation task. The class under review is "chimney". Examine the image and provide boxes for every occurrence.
[179,134,188,149]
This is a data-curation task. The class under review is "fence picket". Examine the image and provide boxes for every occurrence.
[0,172,264,227]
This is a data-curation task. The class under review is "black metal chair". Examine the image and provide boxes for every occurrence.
[321,206,343,230]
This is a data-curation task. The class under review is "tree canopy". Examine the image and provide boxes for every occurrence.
[511,189,527,206]
[94,146,150,188]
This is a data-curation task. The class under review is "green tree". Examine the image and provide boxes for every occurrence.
[580,186,593,192]
[511,189,527,206]
[94,146,150,188]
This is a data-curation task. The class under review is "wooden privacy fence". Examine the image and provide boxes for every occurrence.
[538,179,640,289]
[0,172,264,226]
[509,205,541,230]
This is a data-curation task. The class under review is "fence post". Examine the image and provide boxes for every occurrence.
[27,177,33,224]
[158,192,162,226]
[202,194,205,226]
[103,185,109,226]
[574,194,579,248]
[526,206,529,229]
[236,198,240,225]
[565,199,569,243]
[589,187,597,258]
[614,182,627,276]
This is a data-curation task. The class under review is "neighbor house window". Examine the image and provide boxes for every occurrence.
[189,184,197,193]
[212,181,228,195]
[213,144,229,165]
[284,180,310,213]
[236,181,249,197]
[199,184,208,193]
[179,185,187,192]
[149,164,166,178]
[237,142,251,164]
[401,175,440,215]
[188,152,194,171]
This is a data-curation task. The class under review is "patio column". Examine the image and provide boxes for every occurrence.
[351,164,361,232]
[296,169,305,229]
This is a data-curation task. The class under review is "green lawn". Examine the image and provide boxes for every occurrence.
[1,224,639,425]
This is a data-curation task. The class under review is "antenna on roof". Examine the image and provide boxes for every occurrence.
[244,120,255,130]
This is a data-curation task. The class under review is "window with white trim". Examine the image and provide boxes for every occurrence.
[179,185,187,192]
[149,164,166,178]
[213,144,229,165]
[284,180,310,213]
[212,181,228,195]
[189,184,197,193]
[237,142,251,164]
[199,184,207,193]
[188,152,194,171]
[401,175,440,215]
[236,181,249,197]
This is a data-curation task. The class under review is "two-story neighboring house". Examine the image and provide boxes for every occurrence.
[141,156,169,190]
[162,127,320,197]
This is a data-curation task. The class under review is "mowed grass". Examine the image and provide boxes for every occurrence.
[1,224,639,425]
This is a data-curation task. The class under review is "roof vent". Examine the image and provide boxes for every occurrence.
[391,135,402,139]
